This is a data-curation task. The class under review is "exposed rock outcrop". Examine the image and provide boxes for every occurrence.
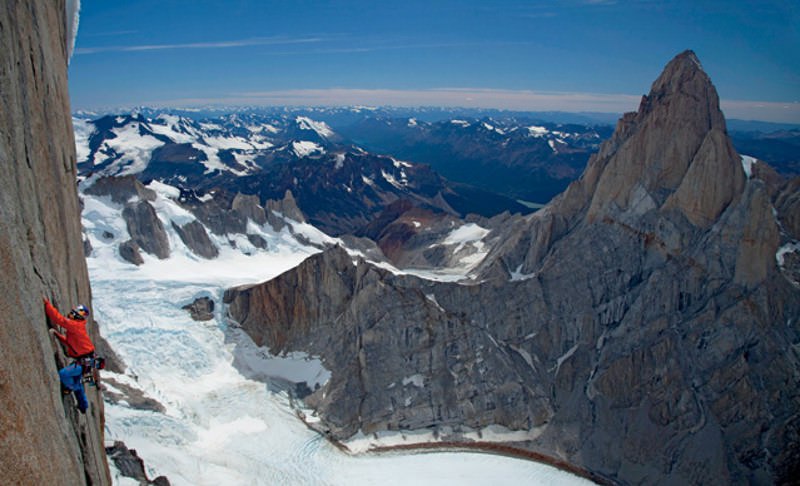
[232,193,268,225]
[119,240,145,265]
[226,51,800,484]
[185,190,257,236]
[356,199,463,266]
[122,200,170,259]
[265,189,305,223]
[182,296,215,321]
[85,175,157,204]
[0,1,110,484]
[554,51,744,231]
[106,441,170,486]
[225,246,555,438]
[102,378,166,414]
[171,220,218,259]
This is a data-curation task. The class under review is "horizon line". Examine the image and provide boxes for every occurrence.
[70,88,800,124]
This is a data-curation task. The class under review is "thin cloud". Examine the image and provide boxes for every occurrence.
[305,40,536,56]
[81,30,138,38]
[149,88,643,113]
[73,36,324,55]
[139,88,800,123]
[719,99,800,123]
[522,12,559,19]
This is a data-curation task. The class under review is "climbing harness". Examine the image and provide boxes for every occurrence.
[73,355,106,387]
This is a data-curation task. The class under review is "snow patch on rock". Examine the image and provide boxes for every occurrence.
[777,241,800,267]
[292,141,324,158]
[741,154,757,179]
[296,116,335,139]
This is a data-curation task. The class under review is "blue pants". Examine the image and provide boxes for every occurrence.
[59,363,88,412]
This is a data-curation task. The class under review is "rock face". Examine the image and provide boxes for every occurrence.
[122,200,170,259]
[226,51,800,484]
[171,220,218,259]
[553,51,744,229]
[356,199,463,266]
[265,189,305,223]
[184,190,259,236]
[225,246,555,436]
[776,177,800,239]
[232,193,268,225]
[0,1,110,484]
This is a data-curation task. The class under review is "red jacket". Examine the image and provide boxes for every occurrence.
[44,299,95,358]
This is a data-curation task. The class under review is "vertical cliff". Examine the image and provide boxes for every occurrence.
[0,1,110,484]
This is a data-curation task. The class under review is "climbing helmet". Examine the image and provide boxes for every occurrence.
[70,304,89,320]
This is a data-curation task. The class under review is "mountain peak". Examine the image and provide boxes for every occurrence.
[642,49,725,130]
[669,49,703,71]
[557,50,743,228]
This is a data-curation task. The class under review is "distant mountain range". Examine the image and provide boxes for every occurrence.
[74,112,533,236]
[335,116,613,203]
[77,105,800,132]
[75,107,799,237]
[729,129,800,176]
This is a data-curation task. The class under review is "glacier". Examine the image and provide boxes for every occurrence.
[82,184,594,485]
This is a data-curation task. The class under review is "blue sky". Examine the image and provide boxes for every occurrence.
[69,0,799,122]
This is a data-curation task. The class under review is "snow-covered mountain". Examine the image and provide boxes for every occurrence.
[336,116,613,203]
[75,112,335,179]
[75,112,531,236]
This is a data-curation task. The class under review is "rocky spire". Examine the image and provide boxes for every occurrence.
[559,50,745,228]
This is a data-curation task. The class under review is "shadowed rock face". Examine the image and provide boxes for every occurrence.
[0,1,110,484]
[226,51,800,485]
[122,200,170,259]
[182,296,215,321]
[172,220,218,259]
[776,177,800,239]
[357,199,463,266]
[106,442,170,486]
[119,239,145,265]
[84,175,156,204]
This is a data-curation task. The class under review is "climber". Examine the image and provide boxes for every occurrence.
[44,297,94,358]
[43,297,102,412]
[58,357,105,414]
